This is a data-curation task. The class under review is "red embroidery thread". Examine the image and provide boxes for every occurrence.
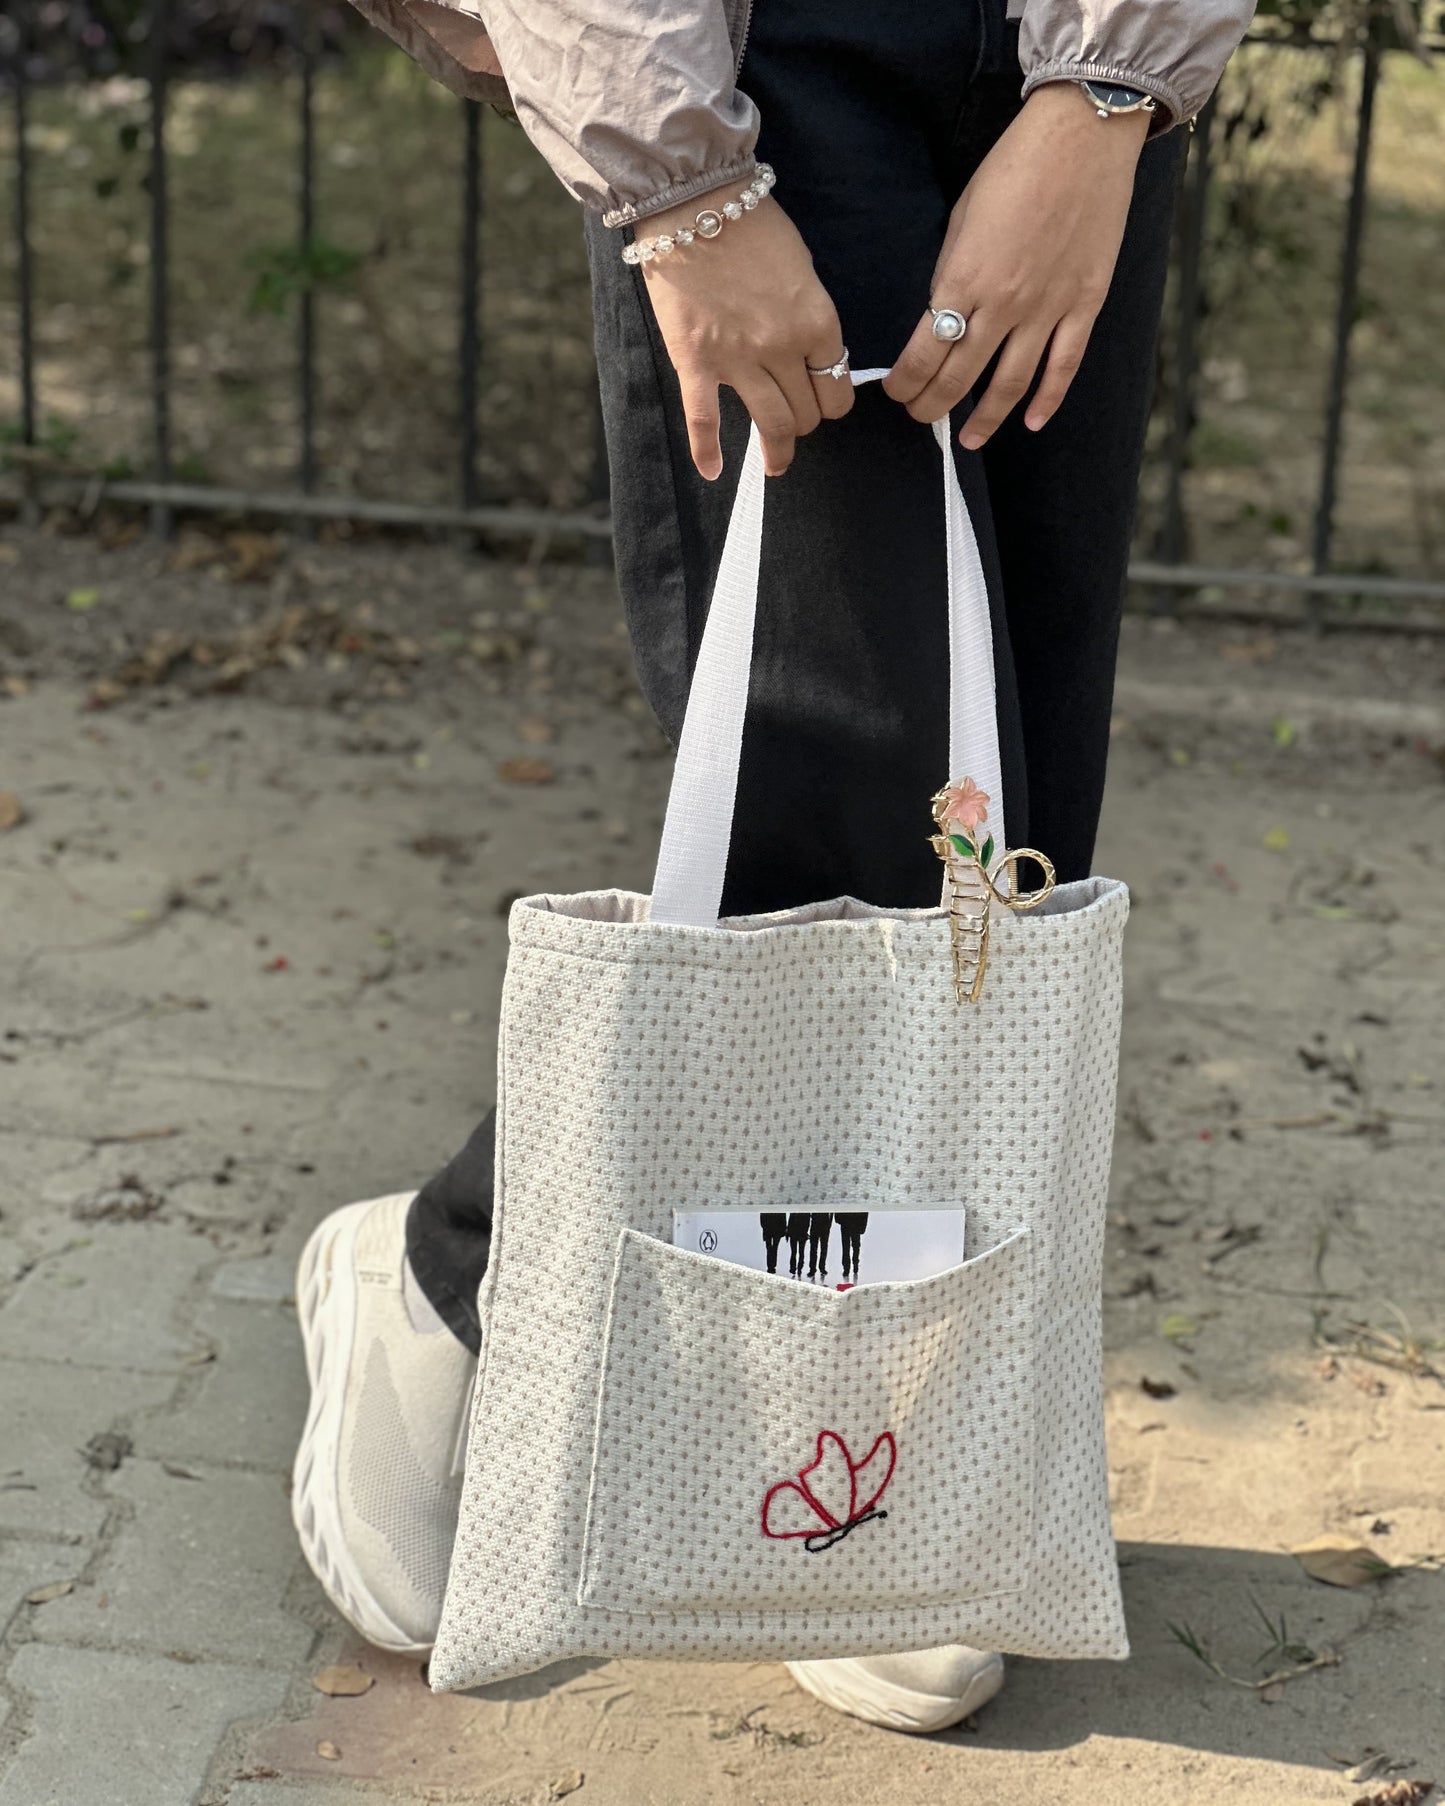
[761,1429,896,1553]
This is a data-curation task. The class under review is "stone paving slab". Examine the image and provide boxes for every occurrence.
[0,1546,77,1644]
[136,1298,306,1475]
[0,1643,287,1806]
[0,1223,215,1373]
[32,1459,313,1668]
[0,1361,175,1543]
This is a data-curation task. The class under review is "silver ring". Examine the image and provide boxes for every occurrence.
[929,305,968,344]
[805,347,851,380]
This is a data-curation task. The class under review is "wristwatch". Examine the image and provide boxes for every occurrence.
[1077,78,1157,120]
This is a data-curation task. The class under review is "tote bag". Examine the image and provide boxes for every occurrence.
[429,373,1131,1690]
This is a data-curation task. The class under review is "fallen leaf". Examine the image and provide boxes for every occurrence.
[26,1581,74,1605]
[1272,717,1297,748]
[0,791,24,833]
[1263,825,1291,853]
[519,717,555,744]
[499,757,555,785]
[1352,1783,1436,1806]
[1315,1355,1340,1380]
[1220,637,1276,665]
[161,1462,203,1482]
[1259,1682,1284,1703]
[1160,1313,1199,1345]
[1,674,29,698]
[551,1772,585,1799]
[65,586,101,612]
[1140,1377,1177,1399]
[312,1663,374,1698]
[224,530,283,582]
[85,678,129,709]
[316,1740,342,1761]
[1293,1536,1394,1588]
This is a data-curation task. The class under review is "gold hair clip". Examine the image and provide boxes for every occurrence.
[929,779,1057,1003]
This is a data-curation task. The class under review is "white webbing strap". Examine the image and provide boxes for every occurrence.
[649,367,1004,929]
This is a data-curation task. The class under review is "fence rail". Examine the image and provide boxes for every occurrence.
[5,5,1445,613]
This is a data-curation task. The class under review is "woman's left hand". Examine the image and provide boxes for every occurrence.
[883,81,1150,449]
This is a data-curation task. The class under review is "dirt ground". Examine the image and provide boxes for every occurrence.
[0,517,1443,1806]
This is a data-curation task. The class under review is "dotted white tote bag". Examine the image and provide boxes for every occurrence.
[430,373,1131,1690]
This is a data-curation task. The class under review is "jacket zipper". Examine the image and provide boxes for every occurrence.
[734,0,755,76]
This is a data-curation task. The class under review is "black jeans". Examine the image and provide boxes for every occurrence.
[407,0,1184,1351]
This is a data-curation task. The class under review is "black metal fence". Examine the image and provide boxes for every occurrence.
[4,3,1445,613]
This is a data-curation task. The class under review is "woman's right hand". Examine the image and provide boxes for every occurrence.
[637,181,853,479]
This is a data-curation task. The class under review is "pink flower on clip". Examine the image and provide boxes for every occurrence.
[936,778,990,834]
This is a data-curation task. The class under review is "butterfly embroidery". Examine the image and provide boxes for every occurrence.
[761,1429,896,1554]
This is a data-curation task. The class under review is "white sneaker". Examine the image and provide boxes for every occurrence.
[786,1644,1005,1733]
[291,1193,476,1655]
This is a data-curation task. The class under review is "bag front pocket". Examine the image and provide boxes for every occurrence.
[578,1223,1035,1616]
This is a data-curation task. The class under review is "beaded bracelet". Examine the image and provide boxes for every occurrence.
[621,163,776,266]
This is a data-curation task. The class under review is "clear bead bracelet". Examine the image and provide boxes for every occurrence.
[621,163,776,266]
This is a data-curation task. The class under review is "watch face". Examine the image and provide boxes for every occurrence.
[1083,79,1152,110]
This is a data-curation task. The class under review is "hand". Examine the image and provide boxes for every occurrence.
[884,83,1149,449]
[638,181,853,479]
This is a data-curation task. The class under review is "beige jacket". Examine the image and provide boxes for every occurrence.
[347,0,1256,227]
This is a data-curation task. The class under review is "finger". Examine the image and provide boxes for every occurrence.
[679,370,723,481]
[882,310,953,406]
[906,309,1009,426]
[733,372,798,476]
[803,304,855,419]
[1023,312,1095,432]
[958,326,1052,450]
[769,357,823,441]
[806,352,856,421]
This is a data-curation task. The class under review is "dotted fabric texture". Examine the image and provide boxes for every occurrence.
[430,880,1131,1690]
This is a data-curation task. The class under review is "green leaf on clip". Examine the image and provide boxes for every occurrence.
[980,834,995,867]
[950,834,975,858]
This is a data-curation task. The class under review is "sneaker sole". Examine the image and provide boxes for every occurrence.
[785,1650,1005,1734]
[291,1196,432,1657]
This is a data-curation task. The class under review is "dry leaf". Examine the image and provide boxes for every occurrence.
[0,791,24,833]
[1140,1377,1177,1399]
[1293,1536,1393,1587]
[161,1462,203,1482]
[499,757,555,785]
[85,678,129,710]
[1,675,29,698]
[519,717,556,744]
[224,531,283,582]
[26,1581,74,1605]
[312,1663,374,1698]
[1259,1682,1284,1704]
[316,1739,342,1760]
[1220,638,1277,665]
[1352,1782,1436,1806]
[551,1772,585,1799]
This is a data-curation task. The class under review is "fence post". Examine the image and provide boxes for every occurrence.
[1310,34,1381,614]
[146,0,171,536]
[458,96,482,518]
[1154,94,1214,604]
[9,0,39,523]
